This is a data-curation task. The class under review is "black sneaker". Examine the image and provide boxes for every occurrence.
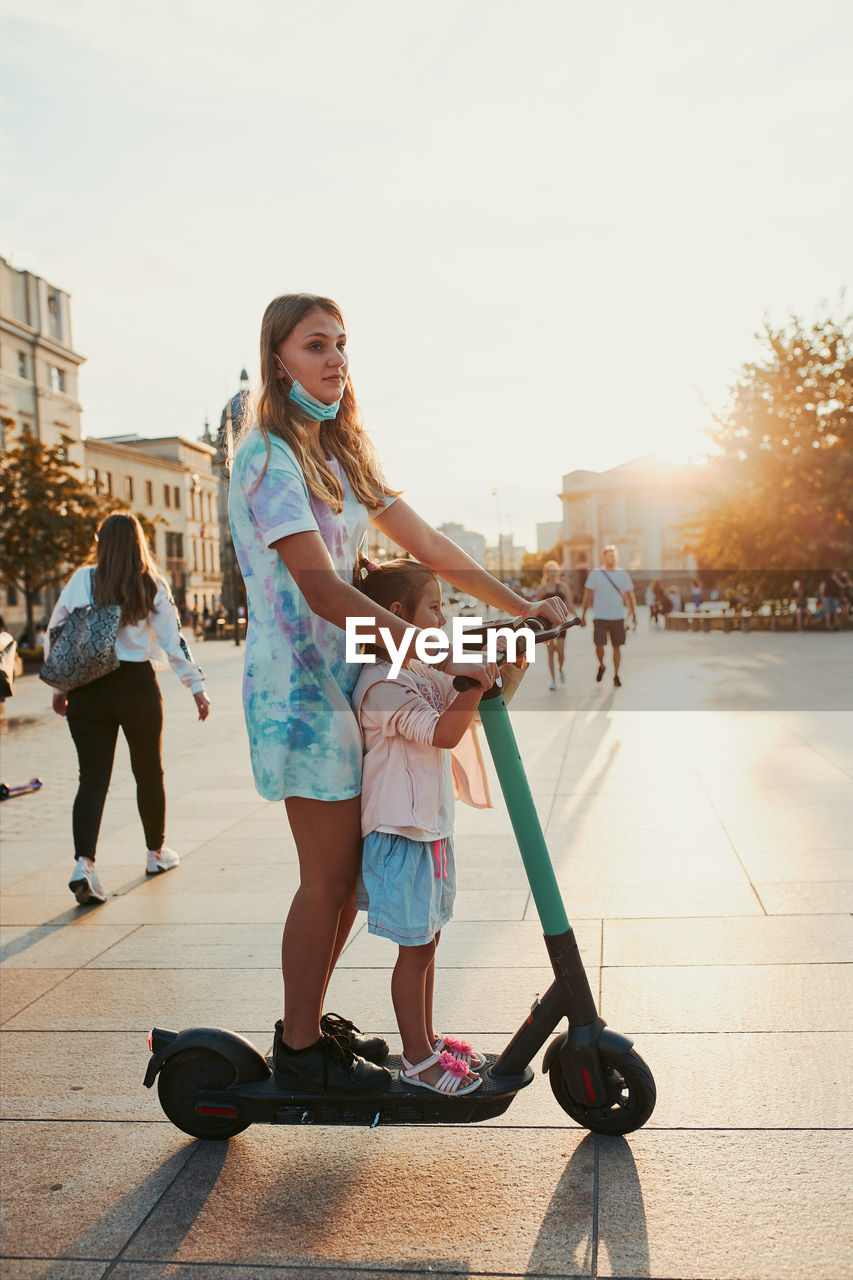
[596,664,605,683]
[321,1012,390,1064]
[272,1021,391,1095]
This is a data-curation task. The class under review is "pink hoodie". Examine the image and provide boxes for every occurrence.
[352,660,457,841]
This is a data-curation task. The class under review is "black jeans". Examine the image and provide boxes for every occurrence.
[66,661,165,861]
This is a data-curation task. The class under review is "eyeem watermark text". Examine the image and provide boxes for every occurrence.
[345,617,537,679]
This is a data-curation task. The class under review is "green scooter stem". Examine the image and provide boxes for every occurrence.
[478,692,569,936]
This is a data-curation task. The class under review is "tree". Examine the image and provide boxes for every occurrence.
[0,428,136,645]
[683,308,853,605]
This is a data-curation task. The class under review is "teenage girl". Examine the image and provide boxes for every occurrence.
[536,560,574,691]
[354,559,498,1095]
[46,513,210,905]
[227,293,568,1097]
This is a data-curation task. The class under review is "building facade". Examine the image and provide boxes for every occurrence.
[89,435,222,614]
[559,455,703,595]
[0,256,86,469]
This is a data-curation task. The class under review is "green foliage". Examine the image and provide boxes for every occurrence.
[684,308,853,601]
[0,428,139,644]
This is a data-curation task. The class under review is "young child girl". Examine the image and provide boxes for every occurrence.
[354,559,499,1096]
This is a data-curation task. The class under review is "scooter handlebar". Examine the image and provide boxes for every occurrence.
[452,615,582,692]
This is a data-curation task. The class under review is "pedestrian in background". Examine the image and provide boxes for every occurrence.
[45,513,210,905]
[536,560,574,690]
[792,580,810,630]
[818,577,841,631]
[580,545,637,688]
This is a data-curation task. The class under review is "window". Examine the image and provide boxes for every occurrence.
[17,352,26,378]
[49,366,66,393]
[104,471,113,494]
[173,485,181,510]
[165,532,184,560]
[201,541,207,571]
[164,484,171,507]
[145,479,153,505]
[88,467,100,491]
[7,586,17,606]
[189,490,195,520]
[47,292,62,340]
[124,475,134,501]
[193,539,198,570]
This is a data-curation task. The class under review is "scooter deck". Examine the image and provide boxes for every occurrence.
[197,1054,534,1127]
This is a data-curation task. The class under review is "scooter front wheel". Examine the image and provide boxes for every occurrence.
[158,1048,253,1139]
[548,1044,656,1135]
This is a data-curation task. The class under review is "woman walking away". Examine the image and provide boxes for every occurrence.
[228,292,568,1098]
[354,559,498,1096]
[45,514,210,905]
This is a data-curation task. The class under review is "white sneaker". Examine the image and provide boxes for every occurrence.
[559,670,566,684]
[549,680,557,691]
[146,846,180,875]
[68,856,106,905]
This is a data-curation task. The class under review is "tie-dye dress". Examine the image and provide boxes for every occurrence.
[228,428,393,802]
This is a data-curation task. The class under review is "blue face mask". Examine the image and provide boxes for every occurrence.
[275,355,342,420]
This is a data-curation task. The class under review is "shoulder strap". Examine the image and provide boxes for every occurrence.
[599,569,624,598]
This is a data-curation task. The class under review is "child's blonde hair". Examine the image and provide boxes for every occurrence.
[239,293,398,514]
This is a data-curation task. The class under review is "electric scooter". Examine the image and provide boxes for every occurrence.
[143,617,656,1138]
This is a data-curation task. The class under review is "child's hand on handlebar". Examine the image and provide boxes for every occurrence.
[442,655,500,689]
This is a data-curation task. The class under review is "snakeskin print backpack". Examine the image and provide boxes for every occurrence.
[39,569,122,692]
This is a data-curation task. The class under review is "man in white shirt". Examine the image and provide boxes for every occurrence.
[580,545,637,688]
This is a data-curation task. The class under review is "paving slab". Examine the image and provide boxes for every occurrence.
[596,1130,853,1280]
[0,970,71,1024]
[1,964,575,1037]
[738,846,853,881]
[338,918,602,969]
[602,962,853,1032]
[111,1268,458,1280]
[0,1263,111,1280]
[120,1126,595,1275]
[602,914,853,966]
[534,880,763,919]
[82,923,285,969]
[0,924,140,969]
[755,880,853,913]
[0,1120,196,1260]
[2,887,302,928]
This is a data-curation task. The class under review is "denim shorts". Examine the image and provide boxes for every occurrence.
[356,831,455,946]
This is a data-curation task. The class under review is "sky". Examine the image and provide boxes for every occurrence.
[2,0,851,549]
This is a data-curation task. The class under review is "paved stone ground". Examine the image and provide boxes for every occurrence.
[1,618,852,1279]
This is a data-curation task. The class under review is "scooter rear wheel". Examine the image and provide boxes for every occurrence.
[158,1048,254,1139]
[548,1044,656,1135]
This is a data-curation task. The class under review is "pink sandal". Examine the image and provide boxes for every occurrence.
[401,1051,482,1096]
[433,1034,486,1073]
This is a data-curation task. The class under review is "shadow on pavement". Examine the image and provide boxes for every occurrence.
[526,1132,649,1278]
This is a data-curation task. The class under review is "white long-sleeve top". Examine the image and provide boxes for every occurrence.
[45,566,205,695]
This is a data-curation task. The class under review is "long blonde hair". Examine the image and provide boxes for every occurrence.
[238,293,397,514]
[91,513,161,625]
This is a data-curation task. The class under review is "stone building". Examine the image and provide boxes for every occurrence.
[558,454,703,596]
[87,435,222,615]
[0,256,86,470]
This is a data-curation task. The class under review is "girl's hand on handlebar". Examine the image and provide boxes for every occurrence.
[469,660,500,692]
[194,691,211,722]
